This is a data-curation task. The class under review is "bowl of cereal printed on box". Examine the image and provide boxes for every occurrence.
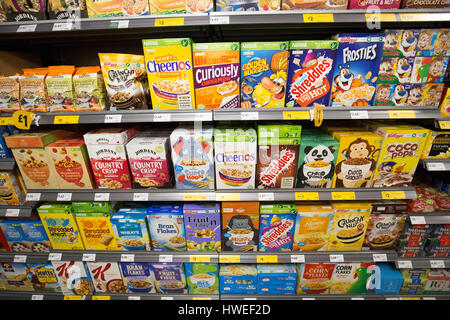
[152,80,191,107]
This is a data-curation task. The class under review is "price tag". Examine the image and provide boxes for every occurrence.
[388,110,416,119]
[26,193,41,201]
[291,255,305,263]
[17,24,37,32]
[31,295,44,301]
[54,115,79,124]
[350,110,369,119]
[256,255,278,263]
[409,216,426,225]
[110,20,129,28]
[240,112,259,121]
[209,16,230,24]
[439,121,450,129]
[302,297,316,300]
[243,298,257,300]
[121,254,135,262]
[282,111,310,120]
[365,13,396,22]
[104,115,122,123]
[14,255,27,263]
[0,117,12,126]
[215,193,240,201]
[400,297,420,300]
[161,296,174,300]
[128,296,141,300]
[52,22,73,31]
[133,193,149,201]
[190,255,211,263]
[219,255,240,263]
[430,260,445,268]
[94,193,110,201]
[5,209,20,217]
[48,253,62,261]
[153,113,171,122]
[426,162,446,171]
[373,253,388,262]
[193,297,212,300]
[385,297,400,300]
[331,192,356,200]
[92,296,110,300]
[397,260,413,268]
[159,255,173,263]
[183,194,207,201]
[11,110,34,130]
[303,13,334,23]
[82,253,96,262]
[64,295,83,300]
[57,193,72,201]
[194,113,212,122]
[382,191,406,200]
[295,192,320,201]
[422,297,436,300]
[330,254,344,263]
[351,297,365,300]
[154,18,184,27]
[258,193,274,201]
[399,13,431,22]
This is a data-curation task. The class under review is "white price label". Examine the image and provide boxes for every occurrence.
[82,253,96,262]
[161,296,174,300]
[209,16,230,24]
[57,193,72,201]
[427,162,446,171]
[351,297,365,300]
[243,298,257,300]
[133,193,149,201]
[430,260,445,268]
[14,255,27,263]
[52,22,73,31]
[104,114,122,123]
[373,253,388,262]
[422,297,436,300]
[194,113,213,122]
[386,297,400,300]
[153,113,171,122]
[330,254,344,263]
[302,298,316,300]
[397,260,413,268]
[240,112,259,121]
[5,209,20,217]
[31,295,44,301]
[128,296,141,300]
[258,193,274,201]
[94,193,110,201]
[26,193,41,201]
[112,20,129,28]
[290,255,305,263]
[159,255,173,263]
[409,216,426,225]
[48,253,62,261]
[121,254,135,262]
[350,110,369,119]
[17,24,37,32]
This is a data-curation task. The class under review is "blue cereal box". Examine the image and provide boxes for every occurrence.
[285,40,338,108]
[240,42,289,108]
[330,33,384,107]
[374,83,411,106]
[383,29,420,58]
[416,29,439,57]
[110,207,151,251]
[22,220,51,252]
[258,203,296,252]
[378,57,414,84]
[219,264,257,294]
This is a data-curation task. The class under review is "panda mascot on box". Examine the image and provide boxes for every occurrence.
[296,144,335,188]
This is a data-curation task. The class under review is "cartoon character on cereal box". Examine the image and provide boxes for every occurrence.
[406,84,426,106]
[375,83,410,106]
[423,84,444,107]
[330,33,384,107]
[427,56,450,83]
[398,29,420,57]
[434,29,450,56]
[416,29,439,57]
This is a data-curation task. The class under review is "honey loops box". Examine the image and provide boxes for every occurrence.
[374,83,411,106]
[52,261,95,295]
[143,38,196,110]
[240,42,289,108]
[382,29,420,58]
[87,262,126,293]
[183,203,221,252]
[285,40,338,108]
[259,203,296,252]
[193,42,240,109]
[330,33,384,107]
[185,262,219,295]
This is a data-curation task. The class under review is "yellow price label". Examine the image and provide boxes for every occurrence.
[382,191,406,200]
[64,295,83,300]
[215,193,240,201]
[332,192,356,200]
[193,297,212,300]
[365,13,397,22]
[92,296,110,300]
[400,297,421,300]
[0,117,13,126]
[388,110,416,119]
[283,111,310,120]
[439,121,450,129]
[219,255,241,263]
[295,192,320,201]
[189,255,211,263]
[183,194,207,201]
[399,13,431,22]
[256,255,278,263]
[11,110,34,129]
[154,18,184,27]
[303,13,334,23]
[54,115,79,124]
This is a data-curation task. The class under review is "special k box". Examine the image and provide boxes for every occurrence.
[142,38,195,110]
[193,42,240,109]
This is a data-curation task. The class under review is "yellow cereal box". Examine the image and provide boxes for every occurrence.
[327,202,372,251]
[75,214,118,250]
[142,38,196,110]
[439,87,450,117]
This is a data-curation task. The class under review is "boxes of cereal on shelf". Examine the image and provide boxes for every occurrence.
[257,264,297,295]
[214,126,257,190]
[221,201,259,252]
[423,83,444,107]
[37,203,85,250]
[400,268,429,294]
[0,75,20,112]
[26,263,61,292]
[21,220,52,252]
[170,125,214,189]
[215,0,280,11]
[52,261,94,295]
[183,203,221,252]
[440,88,450,117]
[330,33,384,107]
[84,127,137,189]
[327,202,372,251]
[0,220,31,252]
[434,28,450,56]
[285,40,338,108]
[45,65,76,112]
[19,68,48,112]
[377,57,414,84]
[0,262,35,291]
[259,203,296,252]
[416,29,439,57]
[0,225,10,251]
[397,222,432,257]
[142,38,195,110]
[220,264,257,295]
[47,0,88,19]
[146,203,186,251]
[87,262,126,293]
[296,263,335,294]
[149,0,187,14]
[87,0,150,16]
[427,57,449,83]
[329,263,374,294]
[382,29,420,58]
[150,262,187,294]
[111,207,150,251]
[293,204,334,252]
[0,170,25,205]
[240,42,289,108]
[364,212,408,250]
[281,0,348,9]
[374,83,411,106]
[119,262,156,293]
[411,57,432,83]
[185,262,219,294]
[424,269,448,293]
[73,66,106,111]
[406,83,426,107]
[193,42,240,109]
[348,0,400,8]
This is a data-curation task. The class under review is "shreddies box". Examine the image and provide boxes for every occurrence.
[183,203,221,252]
[330,33,384,107]
[193,42,240,109]
[259,203,296,252]
[240,42,289,108]
[143,38,195,110]
[285,40,338,108]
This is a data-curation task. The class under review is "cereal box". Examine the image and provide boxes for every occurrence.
[3,0,46,21]
[400,269,429,294]
[382,29,420,58]
[219,264,257,295]
[84,128,137,189]
[47,0,88,19]
[87,262,126,293]
[411,56,432,83]
[327,202,372,251]
[330,33,384,107]
[21,220,52,252]
[19,68,48,112]
[401,0,450,8]
[424,269,448,293]
[74,210,118,251]
[240,42,289,108]
[150,262,187,294]
[0,225,10,251]
[142,38,196,110]
[296,263,335,294]
[434,29,450,56]
[374,83,411,106]
[45,65,76,112]
[423,83,444,107]
[257,264,297,295]
[37,203,85,250]
[120,262,156,293]
[26,263,61,292]
[378,57,414,84]
[216,0,280,11]
[440,88,450,117]
[427,56,449,83]
[193,42,240,109]
[259,203,296,252]
[293,204,334,252]
[185,262,219,294]
[149,0,187,14]
[397,222,432,257]
[285,40,338,108]
[146,203,186,251]
[87,0,150,17]
[416,29,439,57]
[423,132,450,159]
[329,263,374,294]
[406,83,426,106]
[221,201,259,252]
[0,220,31,252]
[183,203,221,252]
[348,0,400,8]
[0,76,20,112]
[282,0,348,9]
[52,261,94,295]
[126,132,174,189]
[0,262,35,291]
[73,66,107,111]
[363,213,407,250]
[214,126,257,190]
[111,207,151,251]
[0,170,25,205]
[370,125,429,188]
[170,126,215,190]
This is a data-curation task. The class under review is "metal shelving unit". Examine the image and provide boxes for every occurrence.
[423,159,450,171]
[0,205,34,218]
[408,212,450,225]
[396,257,450,269]
[221,294,450,300]
[0,292,219,300]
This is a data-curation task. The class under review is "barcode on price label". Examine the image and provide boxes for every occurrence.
[104,115,122,123]
[26,193,41,201]
[159,255,173,263]
[330,254,344,263]
[350,110,369,119]
[121,254,135,262]
[430,260,445,268]
[133,193,149,201]
[5,209,20,217]
[82,253,96,262]
[240,112,258,120]
[94,193,110,201]
[154,113,171,122]
[57,193,72,201]
[258,193,274,201]
[397,260,412,268]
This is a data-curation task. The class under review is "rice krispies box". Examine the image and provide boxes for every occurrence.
[383,29,420,58]
[374,83,411,106]
[330,33,384,107]
[285,40,338,108]
[240,42,289,108]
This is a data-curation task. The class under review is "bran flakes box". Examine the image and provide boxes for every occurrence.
[240,42,289,108]
[285,40,338,108]
[193,42,240,109]
[119,262,156,293]
[258,203,296,252]
[143,38,195,110]
[330,33,384,107]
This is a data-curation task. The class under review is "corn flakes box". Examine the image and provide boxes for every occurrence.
[416,29,439,57]
[378,57,414,84]
[296,263,335,294]
[370,125,429,188]
[382,29,420,58]
[427,56,449,83]
[143,38,195,110]
[434,28,450,56]
[285,40,338,108]
[330,33,384,107]
[374,83,411,106]
[0,262,35,291]
[240,42,289,108]
[329,263,374,294]
[26,263,61,292]
[327,202,372,251]
[423,83,444,107]
[216,0,280,11]
[259,203,296,252]
[149,0,187,14]
[52,261,95,295]
[193,42,240,109]
[183,203,221,252]
[87,262,126,293]
[406,83,427,107]
[185,262,219,294]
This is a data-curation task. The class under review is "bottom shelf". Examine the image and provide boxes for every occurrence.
[221,294,450,300]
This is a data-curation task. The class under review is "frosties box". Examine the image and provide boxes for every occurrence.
[285,40,338,108]
[330,33,384,107]
[240,42,289,108]
[383,29,420,58]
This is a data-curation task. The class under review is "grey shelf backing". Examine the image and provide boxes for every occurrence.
[0,158,16,171]
[408,212,450,225]
[0,205,34,218]
[396,257,450,269]
[423,159,450,171]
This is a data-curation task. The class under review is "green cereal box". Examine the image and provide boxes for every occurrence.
[72,202,116,215]
[185,262,219,294]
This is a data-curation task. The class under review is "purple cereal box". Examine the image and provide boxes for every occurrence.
[183,203,221,252]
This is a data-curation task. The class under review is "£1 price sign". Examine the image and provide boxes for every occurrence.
[12,110,34,130]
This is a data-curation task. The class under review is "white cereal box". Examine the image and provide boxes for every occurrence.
[52,261,95,295]
[87,262,126,293]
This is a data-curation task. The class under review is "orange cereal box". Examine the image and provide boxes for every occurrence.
[193,42,240,109]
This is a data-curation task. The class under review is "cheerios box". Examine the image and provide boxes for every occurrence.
[142,38,196,110]
[330,33,384,107]
[240,42,289,108]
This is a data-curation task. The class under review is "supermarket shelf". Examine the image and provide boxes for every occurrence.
[396,257,450,269]
[221,294,450,300]
[0,205,34,218]
[408,212,450,225]
[0,158,16,170]
[423,159,450,171]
